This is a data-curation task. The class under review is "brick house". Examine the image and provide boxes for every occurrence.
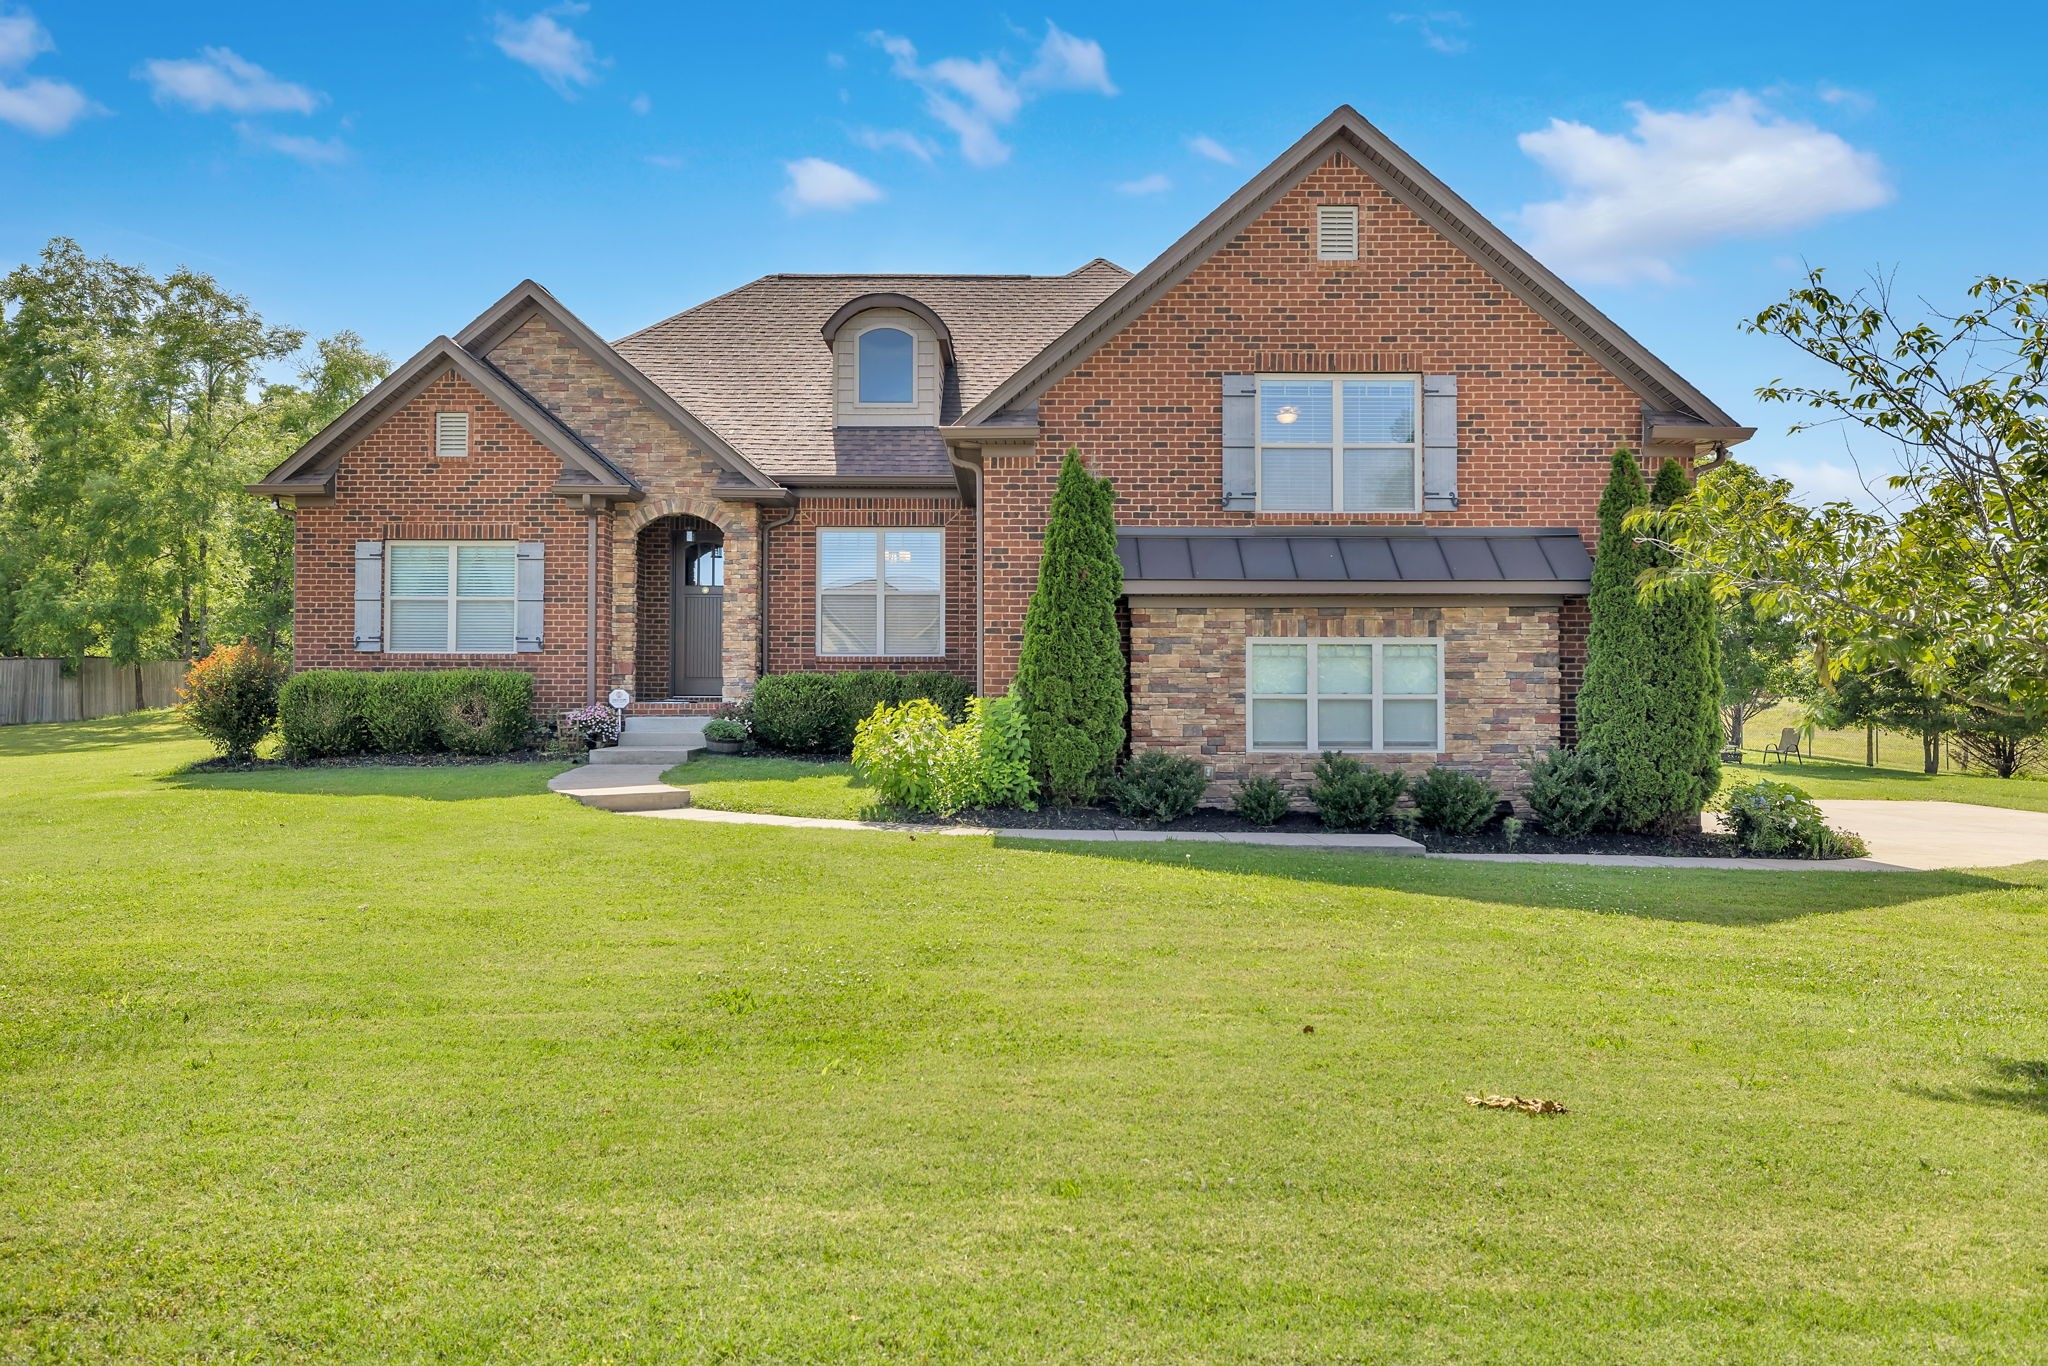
[252,106,1750,795]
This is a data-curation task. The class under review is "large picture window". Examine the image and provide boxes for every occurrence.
[386,542,517,654]
[817,529,943,656]
[1256,375,1420,513]
[1246,638,1442,752]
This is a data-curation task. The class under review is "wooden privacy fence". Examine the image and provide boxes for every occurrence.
[0,658,187,726]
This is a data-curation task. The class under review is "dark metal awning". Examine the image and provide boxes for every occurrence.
[1114,528,1592,596]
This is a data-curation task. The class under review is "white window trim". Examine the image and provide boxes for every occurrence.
[1245,636,1444,753]
[386,541,518,656]
[850,320,920,412]
[1253,373,1423,514]
[815,528,946,658]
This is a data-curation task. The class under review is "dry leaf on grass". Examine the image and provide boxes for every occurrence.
[1465,1093,1568,1115]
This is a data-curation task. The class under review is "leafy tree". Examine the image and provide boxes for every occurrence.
[1719,593,1809,750]
[1014,448,1125,803]
[1809,664,1958,775]
[1642,459,1722,816]
[1576,448,1663,830]
[1642,269,2048,714]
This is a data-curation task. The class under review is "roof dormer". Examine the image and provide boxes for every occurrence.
[822,293,952,427]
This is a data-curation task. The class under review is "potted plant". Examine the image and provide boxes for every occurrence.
[702,717,748,754]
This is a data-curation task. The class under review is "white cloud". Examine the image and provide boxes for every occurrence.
[237,121,348,166]
[141,47,321,114]
[1516,92,1892,285]
[1390,11,1470,54]
[493,3,601,97]
[871,23,1114,168]
[780,157,883,213]
[1186,133,1234,165]
[1115,172,1170,195]
[1816,81,1874,114]
[628,91,650,115]
[0,9,96,135]
[853,126,938,163]
[0,7,51,70]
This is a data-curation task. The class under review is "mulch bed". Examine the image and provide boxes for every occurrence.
[183,751,564,773]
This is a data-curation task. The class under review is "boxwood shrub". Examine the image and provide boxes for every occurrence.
[431,669,536,755]
[365,673,442,755]
[278,670,373,758]
[752,669,977,754]
[274,668,536,760]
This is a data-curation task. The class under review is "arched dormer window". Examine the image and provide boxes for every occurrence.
[858,326,915,405]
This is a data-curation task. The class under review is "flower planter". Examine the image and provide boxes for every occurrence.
[704,738,744,755]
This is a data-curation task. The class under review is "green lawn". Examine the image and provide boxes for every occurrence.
[5,714,2048,1362]
[662,753,873,819]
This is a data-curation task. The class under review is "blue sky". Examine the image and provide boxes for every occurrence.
[5,2,2044,501]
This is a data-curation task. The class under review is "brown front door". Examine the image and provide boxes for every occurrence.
[670,524,724,698]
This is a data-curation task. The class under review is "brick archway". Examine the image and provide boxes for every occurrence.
[611,496,759,702]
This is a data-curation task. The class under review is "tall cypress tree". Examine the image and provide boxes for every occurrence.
[1645,459,1723,825]
[1014,448,1126,803]
[1576,448,1660,830]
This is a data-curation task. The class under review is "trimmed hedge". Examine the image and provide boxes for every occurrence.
[278,668,535,759]
[751,669,977,754]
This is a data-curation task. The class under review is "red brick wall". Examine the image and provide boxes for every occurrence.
[291,369,607,714]
[983,153,1638,723]
[762,495,978,684]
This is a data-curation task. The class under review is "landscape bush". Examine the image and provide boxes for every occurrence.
[902,669,971,724]
[364,673,441,755]
[829,671,905,748]
[751,673,844,752]
[178,641,289,761]
[1717,779,1869,858]
[971,693,1037,810]
[279,670,373,758]
[702,717,748,743]
[431,670,536,755]
[1233,776,1290,827]
[1411,767,1500,834]
[1522,747,1615,839]
[851,693,1039,816]
[1309,752,1406,830]
[1106,751,1207,823]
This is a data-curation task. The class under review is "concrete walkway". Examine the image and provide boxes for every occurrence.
[548,764,2047,871]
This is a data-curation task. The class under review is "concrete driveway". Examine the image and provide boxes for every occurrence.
[1815,800,2048,870]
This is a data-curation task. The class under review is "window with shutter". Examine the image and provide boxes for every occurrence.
[1253,375,1420,512]
[435,412,470,458]
[1316,205,1359,261]
[816,529,943,657]
[385,542,518,653]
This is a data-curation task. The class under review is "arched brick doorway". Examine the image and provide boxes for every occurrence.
[635,514,724,699]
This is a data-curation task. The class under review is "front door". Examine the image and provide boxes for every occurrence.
[670,524,724,698]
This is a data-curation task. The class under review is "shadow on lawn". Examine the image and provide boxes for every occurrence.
[994,839,2025,927]
[0,710,186,756]
[1905,1058,2048,1118]
[163,759,565,803]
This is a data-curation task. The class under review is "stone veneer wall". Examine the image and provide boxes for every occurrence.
[1128,599,1561,804]
[484,312,761,699]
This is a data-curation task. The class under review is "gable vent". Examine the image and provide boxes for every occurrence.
[435,411,470,458]
[1316,205,1359,261]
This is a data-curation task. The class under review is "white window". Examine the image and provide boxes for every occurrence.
[1246,638,1442,752]
[817,529,943,657]
[856,326,915,405]
[386,542,517,653]
[1256,375,1420,513]
[435,412,470,458]
[1316,204,1359,261]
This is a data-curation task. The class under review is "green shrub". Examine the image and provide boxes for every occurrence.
[1716,779,1869,858]
[751,673,843,752]
[1233,776,1290,827]
[1309,752,1405,830]
[1522,747,1614,839]
[178,641,288,761]
[852,698,983,815]
[365,673,441,755]
[702,718,747,742]
[972,693,1036,810]
[1106,751,1207,823]
[430,670,535,756]
[902,669,971,724]
[1410,767,1500,835]
[279,670,372,758]
[829,671,905,748]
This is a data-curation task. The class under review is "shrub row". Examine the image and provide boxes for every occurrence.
[751,669,971,754]
[279,669,536,758]
[1218,755,1504,833]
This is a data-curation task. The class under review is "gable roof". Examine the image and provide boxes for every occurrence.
[249,335,639,501]
[961,106,1744,435]
[454,279,782,492]
[612,261,1130,479]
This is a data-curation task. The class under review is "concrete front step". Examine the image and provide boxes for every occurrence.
[547,763,693,812]
[623,715,710,739]
[588,744,702,766]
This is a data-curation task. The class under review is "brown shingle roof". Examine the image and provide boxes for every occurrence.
[612,260,1129,479]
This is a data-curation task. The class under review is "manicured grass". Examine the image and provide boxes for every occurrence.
[5,713,2048,1361]
[661,753,873,819]
[1728,757,2048,813]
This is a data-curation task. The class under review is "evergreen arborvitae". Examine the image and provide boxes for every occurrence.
[1014,448,1126,803]
[1645,459,1723,826]
[1575,448,1660,831]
